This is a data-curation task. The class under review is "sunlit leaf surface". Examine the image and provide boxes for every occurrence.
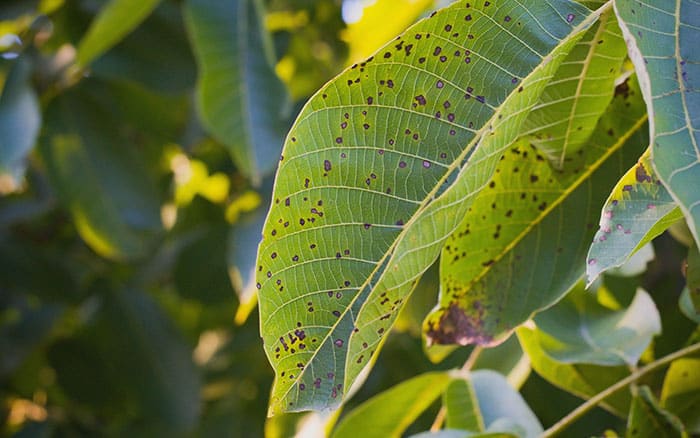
[614,0,700,248]
[426,76,647,347]
[661,358,700,433]
[257,0,596,413]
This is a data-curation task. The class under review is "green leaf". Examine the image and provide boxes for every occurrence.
[614,0,700,249]
[184,0,289,185]
[661,358,700,433]
[0,56,40,192]
[38,80,163,261]
[258,0,597,413]
[409,431,516,438]
[532,284,661,366]
[471,335,531,389]
[444,377,484,432]
[679,288,700,324]
[76,0,162,66]
[517,325,631,416]
[331,372,451,438]
[683,244,700,320]
[521,7,627,167]
[425,76,648,347]
[626,386,687,438]
[586,148,683,283]
[470,370,543,438]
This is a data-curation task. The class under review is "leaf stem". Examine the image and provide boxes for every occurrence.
[542,341,700,437]
[430,346,484,431]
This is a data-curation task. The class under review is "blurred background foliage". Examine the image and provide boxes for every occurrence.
[0,0,696,436]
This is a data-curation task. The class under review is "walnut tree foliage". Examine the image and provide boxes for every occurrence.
[0,0,698,437]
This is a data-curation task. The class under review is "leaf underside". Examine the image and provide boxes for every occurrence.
[614,0,700,248]
[425,75,648,347]
[257,0,595,414]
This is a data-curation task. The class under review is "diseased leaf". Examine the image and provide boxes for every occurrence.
[444,378,484,432]
[522,7,627,167]
[425,76,648,347]
[661,358,700,433]
[517,325,631,416]
[533,284,661,366]
[38,80,163,260]
[258,0,597,413]
[626,386,687,438]
[470,370,543,438]
[184,0,289,185]
[586,148,682,283]
[0,56,40,192]
[614,0,700,248]
[76,0,162,66]
[331,372,451,438]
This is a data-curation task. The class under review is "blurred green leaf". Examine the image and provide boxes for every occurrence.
[683,244,700,320]
[38,80,165,260]
[331,372,451,438]
[614,0,700,249]
[0,56,39,192]
[444,377,483,432]
[184,0,289,185]
[626,386,686,438]
[472,336,530,389]
[470,370,543,438]
[91,2,196,93]
[522,7,626,166]
[533,284,660,366]
[517,325,631,416]
[587,149,682,284]
[679,288,700,324]
[660,358,700,433]
[426,76,647,347]
[76,0,162,67]
[259,0,595,413]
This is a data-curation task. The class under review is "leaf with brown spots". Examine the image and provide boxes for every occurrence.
[425,76,647,347]
[257,0,599,414]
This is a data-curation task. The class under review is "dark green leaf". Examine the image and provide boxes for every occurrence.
[426,76,647,347]
[38,80,164,260]
[258,0,596,413]
[614,0,700,249]
[626,386,686,438]
[184,0,289,185]
[0,56,40,191]
[683,244,700,320]
[76,0,162,66]
[331,372,451,438]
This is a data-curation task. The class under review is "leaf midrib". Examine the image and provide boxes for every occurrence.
[270,3,606,410]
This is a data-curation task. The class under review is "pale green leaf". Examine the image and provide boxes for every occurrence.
[522,7,627,167]
[76,0,162,66]
[444,378,484,432]
[586,148,682,283]
[425,76,647,347]
[614,0,700,248]
[679,288,700,324]
[258,0,597,413]
[0,56,39,192]
[471,335,531,389]
[470,370,543,438]
[517,325,631,416]
[184,0,289,185]
[626,386,687,438]
[533,284,661,366]
[661,358,700,433]
[331,372,451,438]
[409,431,515,438]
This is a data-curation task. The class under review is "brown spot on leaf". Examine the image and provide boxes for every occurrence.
[425,302,493,346]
